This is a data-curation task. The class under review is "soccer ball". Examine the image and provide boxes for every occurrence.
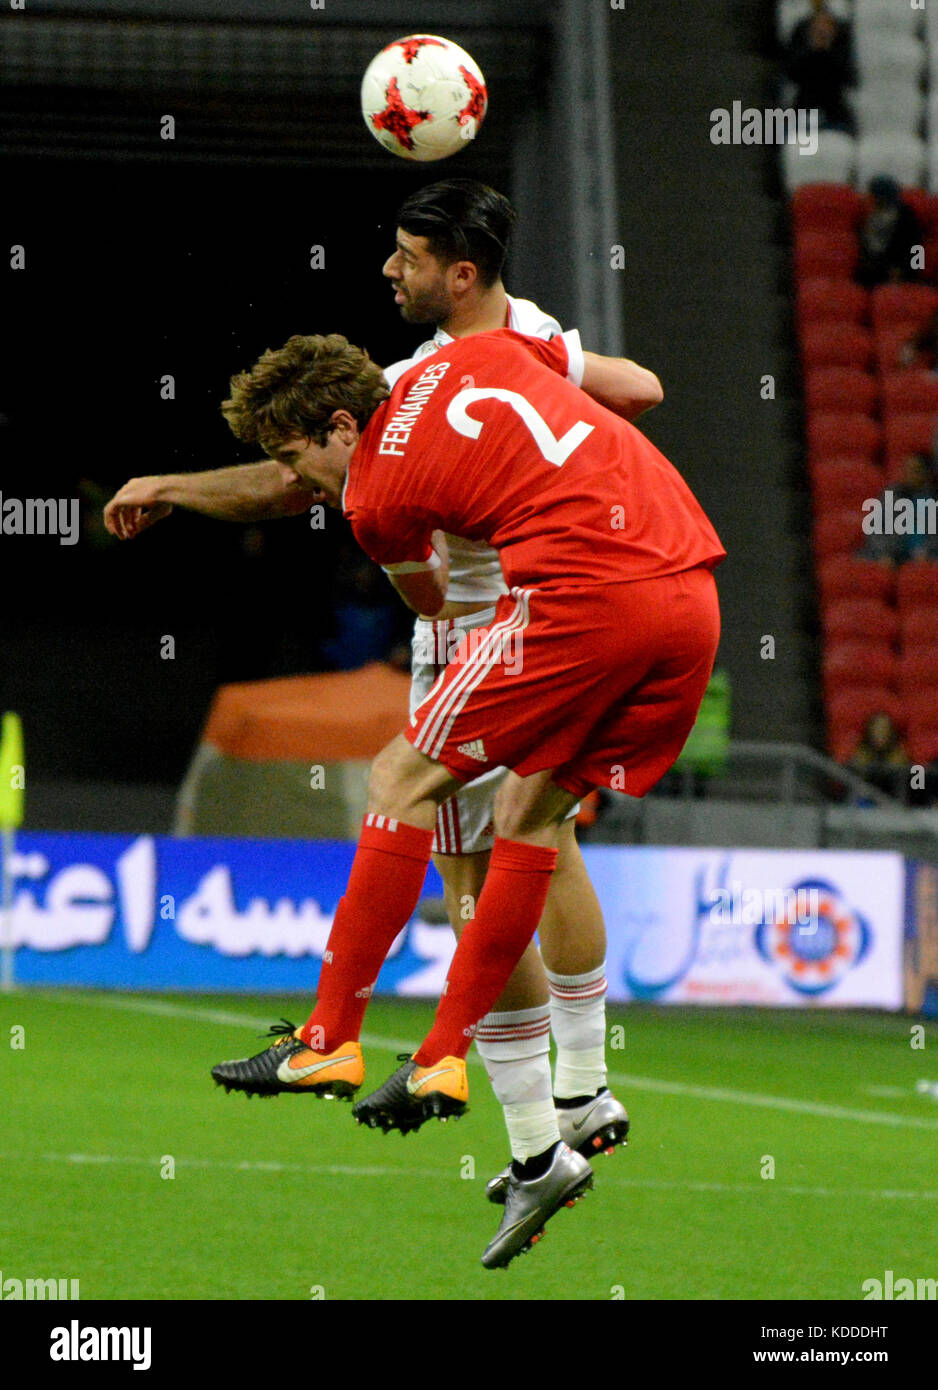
[361,34,488,162]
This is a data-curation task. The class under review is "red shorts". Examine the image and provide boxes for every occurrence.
[405,566,721,798]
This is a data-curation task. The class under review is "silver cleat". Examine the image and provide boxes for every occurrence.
[481,1142,593,1269]
[558,1088,630,1158]
[486,1089,630,1205]
[485,1163,513,1205]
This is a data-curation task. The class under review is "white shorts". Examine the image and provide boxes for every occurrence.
[410,605,578,855]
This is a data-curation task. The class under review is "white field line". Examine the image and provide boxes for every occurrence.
[8,1151,938,1204]
[603,1072,938,1131]
[28,989,938,1132]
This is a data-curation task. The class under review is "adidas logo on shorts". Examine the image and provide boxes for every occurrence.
[457,738,487,761]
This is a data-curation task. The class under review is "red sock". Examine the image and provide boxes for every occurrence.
[301,816,433,1052]
[414,837,558,1064]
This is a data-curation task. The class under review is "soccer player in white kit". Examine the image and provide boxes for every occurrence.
[378,181,660,1200]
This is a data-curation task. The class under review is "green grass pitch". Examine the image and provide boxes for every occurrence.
[2,990,936,1301]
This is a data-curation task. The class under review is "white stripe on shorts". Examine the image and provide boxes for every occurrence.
[412,590,531,761]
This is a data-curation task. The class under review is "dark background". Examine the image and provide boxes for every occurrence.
[0,0,819,823]
[1,150,512,786]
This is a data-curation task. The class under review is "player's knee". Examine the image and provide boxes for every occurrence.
[493,781,536,840]
[366,740,409,814]
[494,776,578,841]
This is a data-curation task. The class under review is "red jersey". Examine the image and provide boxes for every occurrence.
[344,329,725,590]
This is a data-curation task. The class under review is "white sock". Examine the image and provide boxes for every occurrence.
[546,962,608,1099]
[474,1006,559,1162]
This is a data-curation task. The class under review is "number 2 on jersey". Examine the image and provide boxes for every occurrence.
[446,387,594,467]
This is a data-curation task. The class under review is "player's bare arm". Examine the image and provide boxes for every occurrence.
[103,461,320,540]
[384,530,450,618]
[580,351,663,420]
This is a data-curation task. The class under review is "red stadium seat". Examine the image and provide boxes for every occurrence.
[871,284,938,332]
[810,457,884,509]
[805,368,878,414]
[817,555,896,601]
[898,651,938,693]
[925,234,938,287]
[883,412,937,469]
[900,605,938,646]
[884,453,935,484]
[904,690,938,761]
[827,727,863,763]
[807,413,882,460]
[802,322,874,370]
[823,643,898,692]
[897,560,938,608]
[881,371,938,413]
[791,184,866,234]
[906,722,938,764]
[812,508,865,560]
[901,189,938,239]
[905,689,938,723]
[874,323,919,372]
[793,231,859,281]
[822,598,899,645]
[796,279,869,327]
[809,454,883,485]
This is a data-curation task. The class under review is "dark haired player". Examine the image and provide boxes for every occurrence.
[375,181,658,1207]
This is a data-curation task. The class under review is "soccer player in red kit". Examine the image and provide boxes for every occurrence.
[208,323,725,1260]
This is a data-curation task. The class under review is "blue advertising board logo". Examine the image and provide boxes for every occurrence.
[754,877,871,995]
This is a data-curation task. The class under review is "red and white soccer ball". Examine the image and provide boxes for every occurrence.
[361,34,488,162]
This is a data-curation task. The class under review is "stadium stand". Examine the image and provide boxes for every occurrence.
[784,2,938,779]
[804,365,878,412]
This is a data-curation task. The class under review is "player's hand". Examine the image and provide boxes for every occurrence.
[430,529,450,569]
[103,477,174,540]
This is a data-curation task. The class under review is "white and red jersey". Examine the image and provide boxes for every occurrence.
[382,296,561,602]
[345,329,726,592]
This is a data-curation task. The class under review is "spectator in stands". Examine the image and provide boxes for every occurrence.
[782,0,855,132]
[857,453,938,565]
[848,712,910,800]
[898,311,938,372]
[855,176,924,288]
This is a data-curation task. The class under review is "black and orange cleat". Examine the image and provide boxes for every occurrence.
[352,1053,468,1134]
[211,1020,363,1099]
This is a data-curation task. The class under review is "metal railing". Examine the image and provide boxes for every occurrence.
[593,742,938,856]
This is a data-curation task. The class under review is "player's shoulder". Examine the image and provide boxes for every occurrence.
[452,326,584,388]
[382,335,445,389]
[505,295,562,340]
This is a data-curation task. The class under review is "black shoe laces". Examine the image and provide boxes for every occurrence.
[262,1018,298,1043]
